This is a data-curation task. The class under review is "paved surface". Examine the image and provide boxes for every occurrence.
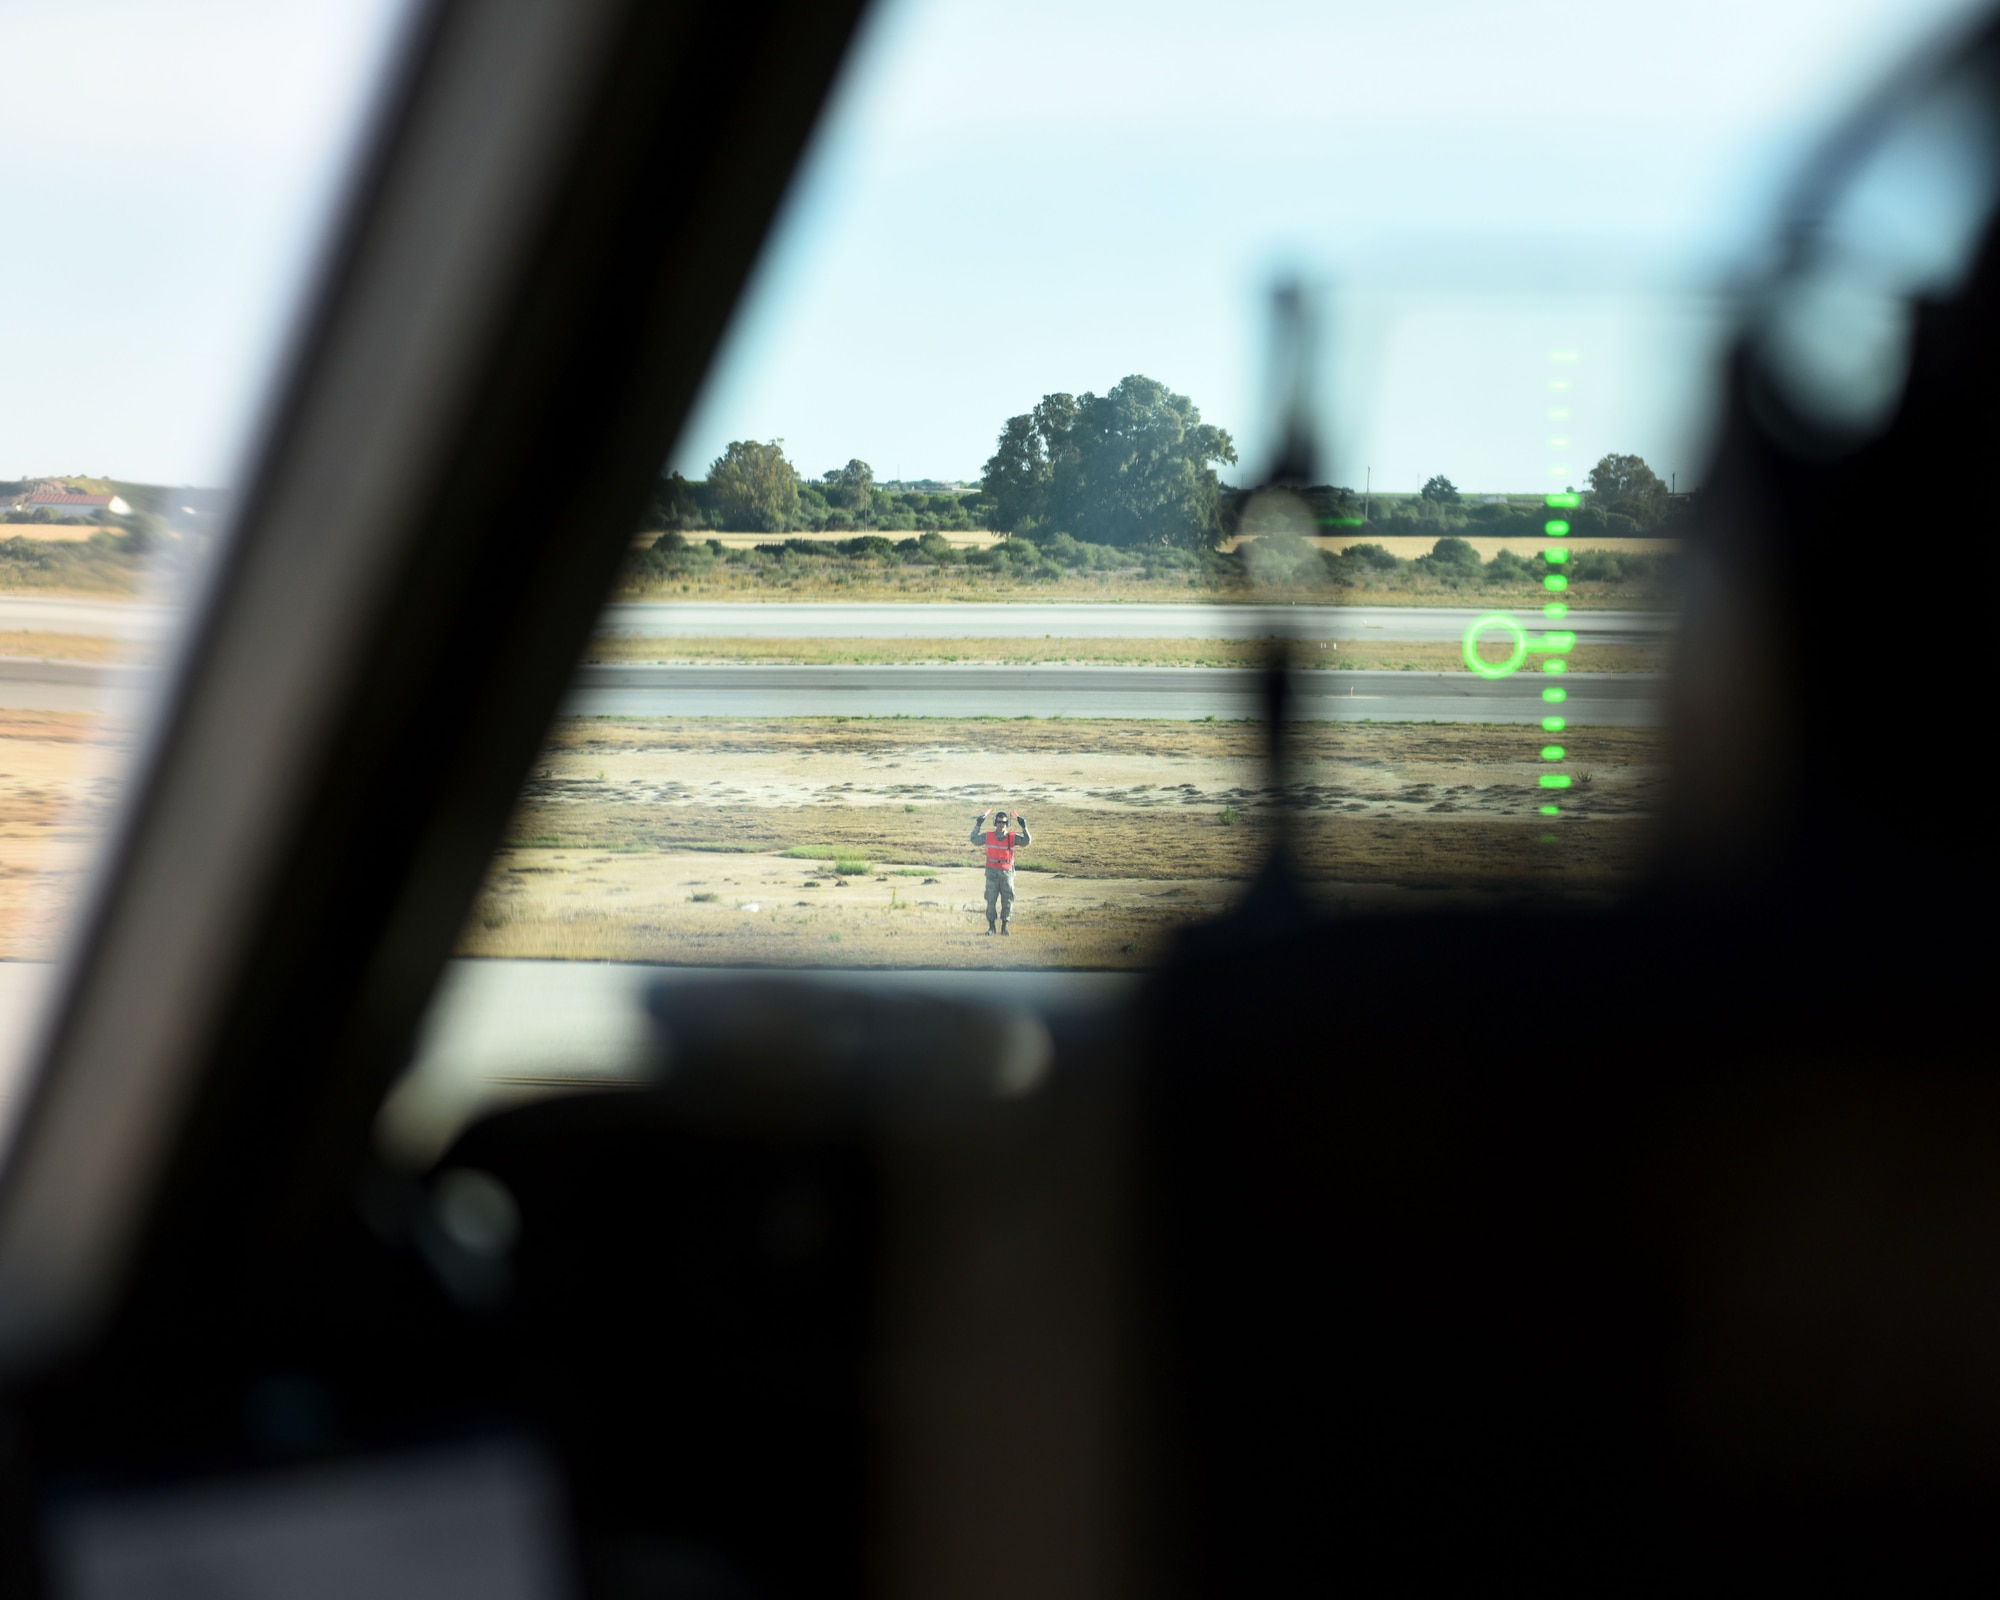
[598,600,1672,643]
[0,595,177,640]
[0,658,160,715]
[563,663,1660,724]
[4,595,1674,646]
[0,656,1655,723]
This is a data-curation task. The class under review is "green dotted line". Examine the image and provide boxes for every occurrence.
[1536,353,1581,831]
[1537,492,1575,814]
[1457,433,1582,828]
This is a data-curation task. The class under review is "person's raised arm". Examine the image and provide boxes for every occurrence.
[971,809,990,846]
[1014,812,1030,845]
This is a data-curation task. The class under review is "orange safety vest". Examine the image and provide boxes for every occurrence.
[982,830,1015,870]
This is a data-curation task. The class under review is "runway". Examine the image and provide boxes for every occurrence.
[0,594,177,641]
[2,595,1672,648]
[596,600,1672,644]
[1,594,1671,646]
[0,658,160,714]
[0,655,1655,723]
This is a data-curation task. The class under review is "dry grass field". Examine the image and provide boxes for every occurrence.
[1230,533,1677,559]
[645,528,1673,560]
[459,716,1668,970]
[616,565,1670,607]
[0,630,137,663]
[0,522,105,545]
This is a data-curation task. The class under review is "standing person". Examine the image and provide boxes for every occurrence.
[971,806,1031,935]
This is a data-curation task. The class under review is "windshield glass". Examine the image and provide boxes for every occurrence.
[376,0,1985,1159]
[0,0,415,1141]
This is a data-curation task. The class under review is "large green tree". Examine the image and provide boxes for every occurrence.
[709,439,800,532]
[1587,453,1667,528]
[981,414,1046,533]
[821,458,874,525]
[980,375,1236,548]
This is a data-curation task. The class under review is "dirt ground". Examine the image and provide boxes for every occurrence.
[0,711,128,959]
[0,709,1667,970]
[460,717,1668,970]
[0,630,138,662]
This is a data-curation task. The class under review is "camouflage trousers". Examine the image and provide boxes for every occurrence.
[983,867,1016,927]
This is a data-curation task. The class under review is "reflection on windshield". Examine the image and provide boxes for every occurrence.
[440,0,1994,997]
[0,0,412,1137]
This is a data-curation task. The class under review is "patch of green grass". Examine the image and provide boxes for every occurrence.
[886,867,930,877]
[786,845,883,875]
[1220,807,1239,826]
[689,891,719,902]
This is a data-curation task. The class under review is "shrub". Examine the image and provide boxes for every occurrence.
[1343,542,1400,570]
[1241,529,1325,587]
[1484,548,1536,583]
[1034,530,1088,567]
[898,530,958,565]
[1424,536,1482,575]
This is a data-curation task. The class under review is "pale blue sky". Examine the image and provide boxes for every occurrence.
[0,0,1986,492]
[0,0,410,487]
[677,0,1988,491]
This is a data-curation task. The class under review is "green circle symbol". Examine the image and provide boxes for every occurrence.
[1462,613,1527,678]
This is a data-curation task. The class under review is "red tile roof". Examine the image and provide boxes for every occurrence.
[27,489,112,506]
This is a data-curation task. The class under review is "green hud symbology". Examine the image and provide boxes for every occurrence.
[1456,352,1581,837]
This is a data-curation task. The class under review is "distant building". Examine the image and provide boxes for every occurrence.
[14,484,131,519]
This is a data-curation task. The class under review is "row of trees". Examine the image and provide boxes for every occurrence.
[653,448,982,536]
[1412,454,1671,528]
[653,384,1677,546]
[653,373,1238,547]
